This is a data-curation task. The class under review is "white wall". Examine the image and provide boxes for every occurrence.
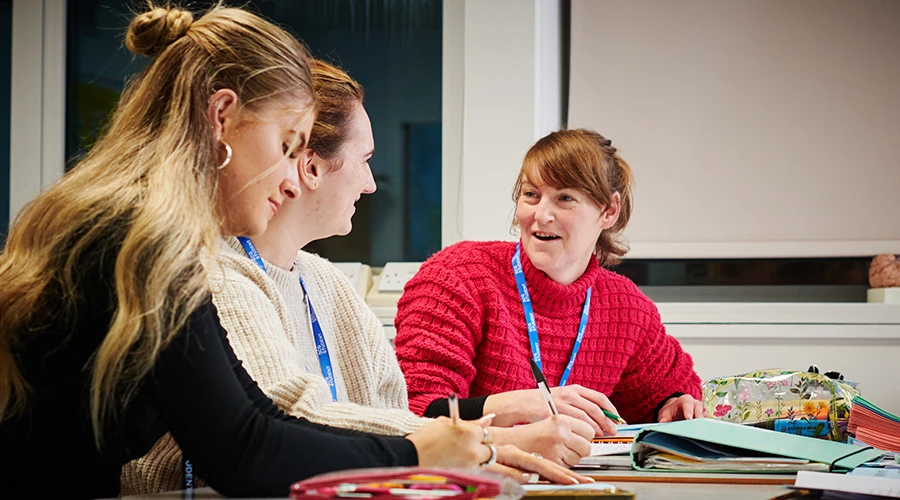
[568,0,900,259]
[442,0,562,246]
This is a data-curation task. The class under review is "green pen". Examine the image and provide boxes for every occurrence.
[603,408,627,425]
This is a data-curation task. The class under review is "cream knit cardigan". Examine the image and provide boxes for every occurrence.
[120,238,429,494]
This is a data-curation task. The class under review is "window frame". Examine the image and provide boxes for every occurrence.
[8,0,66,226]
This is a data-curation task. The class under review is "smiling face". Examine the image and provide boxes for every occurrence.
[516,179,612,285]
[216,98,315,237]
[309,102,376,238]
[512,129,633,283]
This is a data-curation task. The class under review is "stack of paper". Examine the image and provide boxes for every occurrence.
[793,470,900,498]
[851,468,900,480]
[576,443,633,469]
[850,397,900,452]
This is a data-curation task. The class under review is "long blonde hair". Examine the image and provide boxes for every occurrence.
[0,2,314,446]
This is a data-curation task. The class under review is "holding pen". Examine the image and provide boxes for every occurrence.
[528,358,559,416]
[448,393,460,425]
[603,409,627,425]
[528,358,627,426]
[447,392,498,467]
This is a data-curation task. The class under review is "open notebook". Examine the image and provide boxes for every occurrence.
[576,424,659,469]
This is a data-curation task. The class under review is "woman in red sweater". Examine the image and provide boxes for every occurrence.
[395,129,704,442]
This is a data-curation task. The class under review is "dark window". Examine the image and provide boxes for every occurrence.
[612,258,871,302]
[66,0,442,265]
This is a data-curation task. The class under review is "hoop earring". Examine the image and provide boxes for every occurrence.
[217,142,232,170]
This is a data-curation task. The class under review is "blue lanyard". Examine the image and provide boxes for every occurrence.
[183,459,194,494]
[512,242,591,387]
[236,237,338,402]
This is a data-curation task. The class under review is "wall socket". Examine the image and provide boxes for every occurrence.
[378,262,422,293]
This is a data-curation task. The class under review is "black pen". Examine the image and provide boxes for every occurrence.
[448,393,460,425]
[529,358,559,416]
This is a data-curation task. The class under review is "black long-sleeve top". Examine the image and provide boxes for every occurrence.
[0,247,417,499]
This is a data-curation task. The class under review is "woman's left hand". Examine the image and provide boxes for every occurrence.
[657,394,705,423]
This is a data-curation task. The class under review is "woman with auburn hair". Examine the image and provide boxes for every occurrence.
[0,6,515,499]
[394,129,705,448]
[123,59,589,494]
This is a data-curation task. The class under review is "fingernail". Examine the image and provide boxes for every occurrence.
[585,477,595,483]
[483,413,497,420]
[570,478,580,485]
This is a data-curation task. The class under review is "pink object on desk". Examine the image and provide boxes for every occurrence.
[289,468,503,500]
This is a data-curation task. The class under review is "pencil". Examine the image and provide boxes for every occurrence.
[603,409,627,425]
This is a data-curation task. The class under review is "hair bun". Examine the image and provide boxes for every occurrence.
[598,137,617,153]
[126,6,193,58]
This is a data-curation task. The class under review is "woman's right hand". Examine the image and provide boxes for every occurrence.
[406,415,495,468]
[491,415,594,467]
[484,385,620,436]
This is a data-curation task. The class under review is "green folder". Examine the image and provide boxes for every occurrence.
[630,419,884,473]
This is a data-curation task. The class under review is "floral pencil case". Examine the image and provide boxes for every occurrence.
[702,368,860,442]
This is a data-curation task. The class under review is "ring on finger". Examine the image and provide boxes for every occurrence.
[531,453,543,460]
[480,444,497,467]
[481,427,492,444]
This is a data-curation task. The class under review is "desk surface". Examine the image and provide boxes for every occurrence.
[124,481,797,500]
[603,482,790,500]
[582,470,795,500]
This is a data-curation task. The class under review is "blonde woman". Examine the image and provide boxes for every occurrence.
[0,5,518,498]
[124,58,589,494]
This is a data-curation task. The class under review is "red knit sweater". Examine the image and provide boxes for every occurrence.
[394,240,701,424]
